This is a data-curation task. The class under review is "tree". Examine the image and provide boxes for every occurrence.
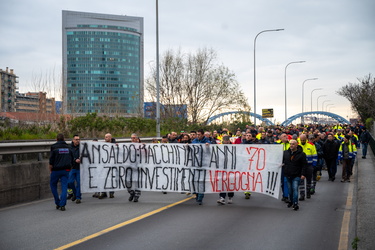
[146,48,250,124]
[337,74,375,122]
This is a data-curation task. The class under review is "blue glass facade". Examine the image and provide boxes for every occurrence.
[62,11,143,116]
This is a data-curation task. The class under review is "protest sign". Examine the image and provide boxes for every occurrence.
[80,142,283,199]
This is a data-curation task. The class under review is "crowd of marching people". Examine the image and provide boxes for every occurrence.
[49,123,371,211]
[153,123,370,208]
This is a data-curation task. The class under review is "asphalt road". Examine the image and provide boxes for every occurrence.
[0,167,355,250]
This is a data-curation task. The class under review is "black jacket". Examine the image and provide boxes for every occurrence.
[283,145,307,178]
[49,141,74,171]
[70,142,80,170]
[360,131,371,143]
[322,139,340,160]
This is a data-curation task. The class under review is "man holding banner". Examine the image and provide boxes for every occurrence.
[283,140,307,211]
[128,133,142,202]
[191,129,211,205]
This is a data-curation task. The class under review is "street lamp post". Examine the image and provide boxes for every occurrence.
[155,0,161,137]
[285,61,305,121]
[302,78,318,113]
[316,95,327,111]
[253,28,284,126]
[326,104,334,112]
[321,100,331,111]
[310,88,323,112]
[301,78,318,124]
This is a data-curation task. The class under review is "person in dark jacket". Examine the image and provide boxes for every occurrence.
[282,140,307,211]
[191,129,211,205]
[128,133,142,202]
[322,133,340,181]
[67,135,81,204]
[360,127,371,159]
[49,133,74,211]
[257,132,270,144]
[242,133,256,144]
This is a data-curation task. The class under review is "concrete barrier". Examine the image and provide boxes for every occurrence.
[0,161,51,208]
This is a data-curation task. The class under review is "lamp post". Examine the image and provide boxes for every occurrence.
[253,28,284,126]
[310,88,322,112]
[316,95,327,111]
[302,78,318,113]
[285,61,305,121]
[321,100,331,111]
[326,104,334,112]
[301,78,318,124]
[155,0,161,137]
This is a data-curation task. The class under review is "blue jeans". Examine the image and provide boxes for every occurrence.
[286,176,301,205]
[68,169,81,199]
[50,170,69,207]
[362,143,368,157]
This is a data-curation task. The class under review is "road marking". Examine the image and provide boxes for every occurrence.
[54,196,194,250]
[338,163,355,250]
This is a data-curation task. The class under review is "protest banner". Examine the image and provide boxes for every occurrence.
[80,142,283,199]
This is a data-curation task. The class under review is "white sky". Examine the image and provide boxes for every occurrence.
[1,0,374,124]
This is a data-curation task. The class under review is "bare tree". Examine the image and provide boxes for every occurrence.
[337,74,375,122]
[146,48,250,124]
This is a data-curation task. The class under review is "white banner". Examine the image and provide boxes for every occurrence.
[80,142,283,199]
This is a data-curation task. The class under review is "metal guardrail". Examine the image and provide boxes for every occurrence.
[0,138,158,163]
[369,133,375,156]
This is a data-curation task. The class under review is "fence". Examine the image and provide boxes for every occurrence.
[0,137,158,164]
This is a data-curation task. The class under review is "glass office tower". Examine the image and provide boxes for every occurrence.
[62,10,143,116]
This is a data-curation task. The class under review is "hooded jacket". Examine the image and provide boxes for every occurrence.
[282,145,308,178]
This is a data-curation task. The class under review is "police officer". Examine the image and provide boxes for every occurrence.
[49,133,74,211]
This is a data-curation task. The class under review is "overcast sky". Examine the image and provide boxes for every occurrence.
[1,0,374,124]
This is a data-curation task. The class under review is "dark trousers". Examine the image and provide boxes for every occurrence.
[219,192,234,198]
[342,159,352,180]
[325,158,337,179]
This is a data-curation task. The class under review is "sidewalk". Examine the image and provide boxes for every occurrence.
[356,146,375,250]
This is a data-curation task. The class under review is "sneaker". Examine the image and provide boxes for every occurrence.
[227,198,233,204]
[133,197,139,202]
[217,197,226,205]
[341,179,345,183]
[310,188,315,195]
[287,202,293,208]
[162,192,167,194]
[76,199,81,204]
[331,177,335,182]
[299,195,305,201]
[71,195,76,202]
[60,206,66,211]
[362,156,366,159]
[98,193,107,199]
[109,193,114,198]
[56,205,60,210]
[198,201,202,205]
[67,193,73,199]
[92,192,99,198]
[128,191,135,201]
[316,175,321,181]
[283,198,291,203]
[245,193,251,199]
[293,205,299,211]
